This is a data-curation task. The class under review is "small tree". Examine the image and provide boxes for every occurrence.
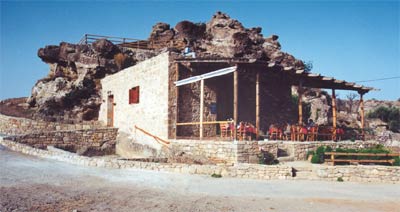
[346,93,358,113]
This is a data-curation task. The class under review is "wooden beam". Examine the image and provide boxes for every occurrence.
[298,81,303,125]
[234,68,238,140]
[359,93,365,141]
[332,89,337,140]
[256,71,260,140]
[200,79,204,139]
[307,73,320,77]
[322,77,334,81]
[284,66,293,71]
[176,120,234,126]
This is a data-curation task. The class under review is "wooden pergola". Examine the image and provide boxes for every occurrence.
[174,58,375,140]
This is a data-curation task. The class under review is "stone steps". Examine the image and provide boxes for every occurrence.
[277,156,294,162]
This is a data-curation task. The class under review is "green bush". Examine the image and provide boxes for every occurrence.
[337,177,344,182]
[325,146,333,152]
[394,157,400,166]
[311,154,322,164]
[211,173,222,178]
[316,146,325,155]
[306,150,315,158]
[309,145,397,165]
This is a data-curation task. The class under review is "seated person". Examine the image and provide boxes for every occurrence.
[283,123,291,139]
[183,45,196,58]
[306,119,315,130]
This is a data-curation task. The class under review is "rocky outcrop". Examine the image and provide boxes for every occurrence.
[28,11,304,122]
[28,39,155,122]
[149,11,304,68]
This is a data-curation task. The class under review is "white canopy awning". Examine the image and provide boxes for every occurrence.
[174,66,236,87]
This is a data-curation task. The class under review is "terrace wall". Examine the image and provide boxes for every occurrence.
[0,113,100,135]
[313,165,400,183]
[170,140,380,164]
[4,128,118,152]
[1,138,398,183]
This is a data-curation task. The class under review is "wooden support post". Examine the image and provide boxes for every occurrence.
[359,92,365,141]
[175,63,180,139]
[233,68,238,140]
[200,79,204,139]
[298,82,303,125]
[256,71,260,140]
[331,89,337,141]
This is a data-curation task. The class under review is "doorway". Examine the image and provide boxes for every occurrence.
[107,95,114,127]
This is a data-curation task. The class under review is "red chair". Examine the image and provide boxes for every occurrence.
[307,126,319,141]
[219,122,233,139]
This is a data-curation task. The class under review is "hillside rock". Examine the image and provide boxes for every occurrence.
[148,11,304,68]
[29,11,304,122]
[28,39,155,122]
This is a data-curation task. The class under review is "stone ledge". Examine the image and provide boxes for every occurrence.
[1,138,398,183]
[0,138,291,180]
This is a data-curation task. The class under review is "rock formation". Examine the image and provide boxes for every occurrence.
[28,40,155,122]
[149,11,304,68]
[28,11,304,122]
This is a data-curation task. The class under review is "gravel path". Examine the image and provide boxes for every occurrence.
[1,144,399,212]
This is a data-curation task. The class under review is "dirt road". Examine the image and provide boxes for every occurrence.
[1,145,399,212]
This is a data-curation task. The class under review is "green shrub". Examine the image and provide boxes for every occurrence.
[316,146,325,155]
[306,150,315,158]
[325,146,333,152]
[337,177,344,182]
[211,173,222,178]
[394,157,400,166]
[311,154,322,164]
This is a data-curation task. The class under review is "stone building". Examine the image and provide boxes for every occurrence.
[98,51,373,150]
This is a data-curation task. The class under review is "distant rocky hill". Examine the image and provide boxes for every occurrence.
[25,11,304,122]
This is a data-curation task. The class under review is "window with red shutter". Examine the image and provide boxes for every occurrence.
[129,86,139,104]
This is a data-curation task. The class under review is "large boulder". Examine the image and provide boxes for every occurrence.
[174,20,206,41]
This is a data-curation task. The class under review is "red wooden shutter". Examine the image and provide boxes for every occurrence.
[129,87,139,104]
[135,87,139,103]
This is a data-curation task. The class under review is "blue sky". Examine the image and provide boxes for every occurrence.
[1,0,399,100]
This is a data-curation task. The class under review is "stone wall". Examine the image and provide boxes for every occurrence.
[169,140,381,164]
[0,113,100,135]
[0,138,292,180]
[99,52,170,151]
[4,128,118,154]
[2,138,399,183]
[313,164,400,183]
[170,140,237,163]
[170,140,276,164]
[176,63,229,137]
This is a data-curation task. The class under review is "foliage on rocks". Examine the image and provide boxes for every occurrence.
[367,106,400,132]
